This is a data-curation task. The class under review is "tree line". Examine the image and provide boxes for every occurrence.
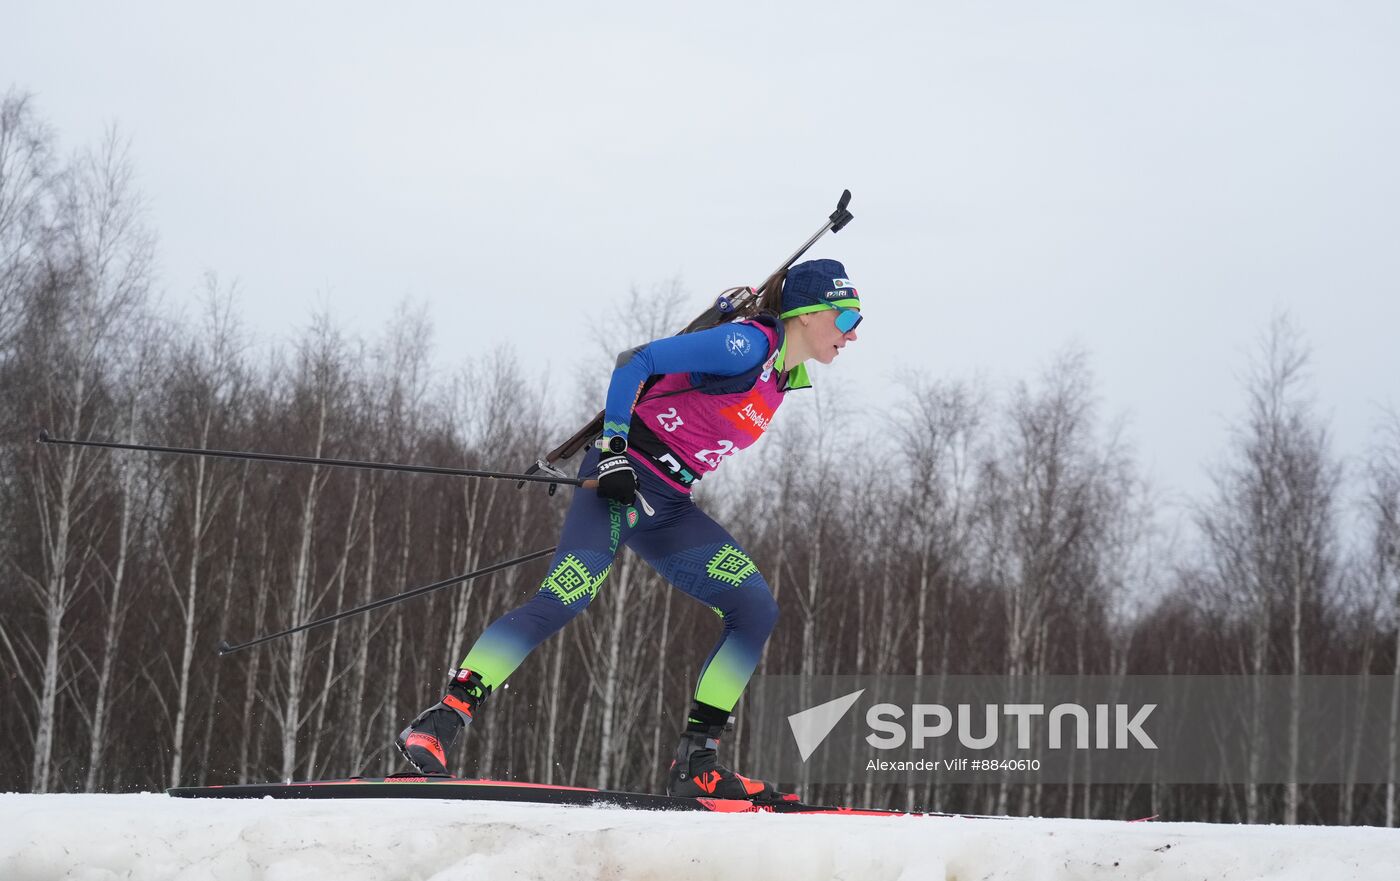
[2,91,1398,825]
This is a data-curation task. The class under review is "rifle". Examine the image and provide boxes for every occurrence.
[520,189,855,490]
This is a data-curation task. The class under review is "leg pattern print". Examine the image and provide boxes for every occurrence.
[457,448,778,713]
[630,513,779,713]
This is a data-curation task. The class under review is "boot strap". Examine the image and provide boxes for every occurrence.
[443,693,475,719]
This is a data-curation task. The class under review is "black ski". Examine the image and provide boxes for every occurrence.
[167,774,978,818]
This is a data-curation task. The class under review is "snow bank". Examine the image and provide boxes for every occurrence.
[1,792,1397,881]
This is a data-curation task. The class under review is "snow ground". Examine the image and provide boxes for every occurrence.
[1,793,1397,881]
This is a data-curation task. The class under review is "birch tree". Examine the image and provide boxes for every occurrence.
[16,125,153,792]
[886,376,986,810]
[269,315,349,780]
[0,89,55,783]
[82,319,165,791]
[1196,315,1340,823]
[157,292,246,787]
[978,350,1137,816]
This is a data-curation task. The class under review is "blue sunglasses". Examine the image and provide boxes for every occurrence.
[832,306,863,334]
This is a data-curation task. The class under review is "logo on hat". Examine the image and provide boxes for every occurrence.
[824,279,857,299]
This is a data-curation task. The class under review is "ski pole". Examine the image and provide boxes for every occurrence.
[37,430,596,489]
[216,545,559,655]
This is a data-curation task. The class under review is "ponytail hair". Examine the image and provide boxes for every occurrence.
[741,267,787,321]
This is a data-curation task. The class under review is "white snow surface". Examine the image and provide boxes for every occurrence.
[1,792,1397,881]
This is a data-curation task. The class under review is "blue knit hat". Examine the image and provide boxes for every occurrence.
[780,259,860,318]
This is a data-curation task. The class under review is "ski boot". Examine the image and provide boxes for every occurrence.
[666,702,797,803]
[394,668,490,776]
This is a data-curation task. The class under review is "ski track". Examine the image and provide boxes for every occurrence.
[1,793,1398,881]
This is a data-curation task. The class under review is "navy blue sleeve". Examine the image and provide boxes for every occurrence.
[602,323,770,440]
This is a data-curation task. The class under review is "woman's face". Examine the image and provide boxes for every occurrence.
[804,307,860,365]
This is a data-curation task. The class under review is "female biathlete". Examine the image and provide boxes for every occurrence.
[395,258,863,802]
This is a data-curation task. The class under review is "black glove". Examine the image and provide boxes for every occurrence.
[595,453,637,505]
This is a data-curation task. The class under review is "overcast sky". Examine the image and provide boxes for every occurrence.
[6,1,1397,512]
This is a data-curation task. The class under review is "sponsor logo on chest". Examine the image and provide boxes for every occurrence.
[737,401,772,433]
[723,383,778,442]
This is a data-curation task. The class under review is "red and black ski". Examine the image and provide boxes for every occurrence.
[166,775,970,817]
